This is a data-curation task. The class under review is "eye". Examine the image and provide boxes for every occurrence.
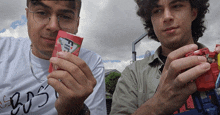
[36,11,47,16]
[152,9,162,15]
[60,15,72,20]
[173,4,183,9]
[59,14,74,21]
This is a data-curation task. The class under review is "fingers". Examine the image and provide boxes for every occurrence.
[215,44,220,53]
[162,44,211,88]
[47,70,94,98]
[56,52,96,87]
[164,44,198,71]
[167,56,208,80]
[48,70,81,90]
[47,77,69,95]
[182,81,197,96]
[173,62,210,87]
[48,51,96,96]
[49,57,88,86]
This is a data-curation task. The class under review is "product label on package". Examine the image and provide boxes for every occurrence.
[48,30,83,73]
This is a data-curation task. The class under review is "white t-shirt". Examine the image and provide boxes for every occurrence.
[0,37,107,115]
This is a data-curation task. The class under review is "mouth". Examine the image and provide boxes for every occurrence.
[164,26,179,32]
[41,36,56,44]
[163,26,179,34]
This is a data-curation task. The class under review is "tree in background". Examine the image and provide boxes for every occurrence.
[105,72,121,95]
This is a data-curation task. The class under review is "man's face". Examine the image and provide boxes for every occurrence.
[151,0,197,53]
[26,1,80,60]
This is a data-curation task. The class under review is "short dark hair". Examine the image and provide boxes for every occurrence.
[135,0,209,43]
[27,0,82,16]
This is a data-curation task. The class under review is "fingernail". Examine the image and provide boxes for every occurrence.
[50,57,57,62]
[216,47,220,52]
[190,44,197,50]
[198,56,206,62]
[53,64,58,70]
[58,52,66,57]
[201,63,210,69]
[194,50,200,54]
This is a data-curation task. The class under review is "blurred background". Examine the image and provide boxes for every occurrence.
[0,0,219,72]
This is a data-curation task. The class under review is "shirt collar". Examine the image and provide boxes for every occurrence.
[146,42,207,68]
[147,46,164,65]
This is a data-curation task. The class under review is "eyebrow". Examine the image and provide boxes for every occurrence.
[59,9,75,15]
[169,0,187,5]
[154,0,187,8]
[31,1,51,9]
[31,1,75,15]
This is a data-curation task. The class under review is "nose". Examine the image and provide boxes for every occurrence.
[46,15,61,32]
[163,8,173,23]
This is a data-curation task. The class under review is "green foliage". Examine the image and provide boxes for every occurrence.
[105,72,121,95]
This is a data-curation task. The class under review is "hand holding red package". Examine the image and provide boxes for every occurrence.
[185,47,219,91]
[48,30,83,73]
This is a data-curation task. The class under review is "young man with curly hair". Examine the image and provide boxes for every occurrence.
[0,0,107,115]
[111,0,218,114]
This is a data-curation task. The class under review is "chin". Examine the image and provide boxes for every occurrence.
[168,42,186,50]
[39,50,53,58]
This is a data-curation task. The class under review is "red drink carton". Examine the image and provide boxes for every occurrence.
[48,30,83,73]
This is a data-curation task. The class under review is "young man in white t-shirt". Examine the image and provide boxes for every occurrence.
[0,0,107,115]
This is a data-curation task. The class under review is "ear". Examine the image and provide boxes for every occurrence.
[77,17,80,28]
[191,8,198,21]
[25,8,29,20]
[74,17,80,34]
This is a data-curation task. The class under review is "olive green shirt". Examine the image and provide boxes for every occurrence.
[110,43,205,115]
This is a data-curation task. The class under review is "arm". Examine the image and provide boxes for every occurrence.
[111,44,211,115]
[84,57,107,115]
[132,44,210,115]
[110,66,140,114]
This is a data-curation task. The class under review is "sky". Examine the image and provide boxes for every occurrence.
[0,0,220,72]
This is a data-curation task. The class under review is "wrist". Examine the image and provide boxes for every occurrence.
[57,103,89,115]
[145,96,163,115]
[78,103,90,115]
[133,96,165,115]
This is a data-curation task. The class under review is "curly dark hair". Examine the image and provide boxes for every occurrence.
[135,0,209,43]
[26,0,82,16]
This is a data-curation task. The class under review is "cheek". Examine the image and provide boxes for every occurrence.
[152,21,160,36]
[27,21,41,41]
[151,18,160,30]
[65,24,78,34]
[179,16,192,31]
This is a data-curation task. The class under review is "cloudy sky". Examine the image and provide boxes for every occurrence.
[0,0,220,72]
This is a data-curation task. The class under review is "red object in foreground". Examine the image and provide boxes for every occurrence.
[48,30,83,73]
[185,48,219,91]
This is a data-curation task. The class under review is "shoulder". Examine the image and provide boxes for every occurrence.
[125,56,152,73]
[120,53,157,84]
[0,37,29,44]
[0,37,30,49]
[0,37,30,56]
[79,48,104,71]
[119,57,149,81]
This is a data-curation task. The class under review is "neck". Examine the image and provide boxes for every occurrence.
[161,38,195,56]
[31,46,52,60]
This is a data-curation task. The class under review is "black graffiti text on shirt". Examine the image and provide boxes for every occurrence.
[10,84,50,115]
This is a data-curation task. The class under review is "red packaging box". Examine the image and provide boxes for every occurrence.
[48,30,83,73]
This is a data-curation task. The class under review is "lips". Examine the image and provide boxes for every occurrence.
[164,26,179,31]
[42,36,56,41]
[42,36,56,44]
[163,26,179,34]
